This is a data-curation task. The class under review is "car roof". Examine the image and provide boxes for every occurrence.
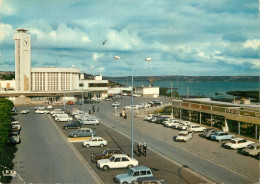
[111,154,128,157]
[130,166,151,171]
[215,131,225,133]
[249,143,260,146]
[105,148,121,151]
[231,137,245,141]
[11,121,19,124]
[91,137,103,139]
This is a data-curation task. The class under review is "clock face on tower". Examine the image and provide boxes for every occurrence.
[23,38,29,47]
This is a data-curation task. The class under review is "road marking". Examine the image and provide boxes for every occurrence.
[47,115,103,184]
[68,137,91,142]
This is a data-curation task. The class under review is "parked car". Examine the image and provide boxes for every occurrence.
[133,177,166,184]
[164,120,179,128]
[12,107,18,113]
[91,149,124,163]
[144,114,154,121]
[67,101,75,105]
[96,154,138,171]
[133,94,141,97]
[210,131,235,142]
[63,121,82,129]
[11,121,21,131]
[7,133,21,145]
[224,138,255,149]
[52,111,65,117]
[35,109,50,114]
[55,114,73,122]
[187,124,206,133]
[50,109,63,115]
[82,116,100,125]
[114,166,153,184]
[74,114,89,121]
[21,109,29,114]
[156,116,170,124]
[68,128,96,138]
[175,131,193,142]
[82,137,107,148]
[204,128,218,139]
[178,121,193,130]
[75,101,83,105]
[34,105,45,110]
[46,105,52,109]
[112,102,121,107]
[242,143,260,156]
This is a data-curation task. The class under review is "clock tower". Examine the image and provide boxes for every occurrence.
[13,29,31,91]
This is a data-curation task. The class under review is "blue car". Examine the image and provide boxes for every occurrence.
[114,166,153,184]
[210,131,235,142]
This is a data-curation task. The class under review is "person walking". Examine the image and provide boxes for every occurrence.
[137,143,142,157]
[143,143,147,157]
[89,108,91,115]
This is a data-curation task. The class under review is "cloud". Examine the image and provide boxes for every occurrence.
[0,0,16,16]
[92,53,104,61]
[244,39,260,50]
[0,23,13,43]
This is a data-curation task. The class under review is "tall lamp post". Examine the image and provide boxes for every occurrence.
[114,56,151,158]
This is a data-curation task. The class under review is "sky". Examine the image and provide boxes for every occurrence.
[0,0,259,76]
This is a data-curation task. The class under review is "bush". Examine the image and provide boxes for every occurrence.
[0,99,16,183]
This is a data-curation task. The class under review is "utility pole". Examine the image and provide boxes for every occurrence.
[187,87,189,99]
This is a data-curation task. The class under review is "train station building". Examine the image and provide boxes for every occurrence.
[0,29,109,104]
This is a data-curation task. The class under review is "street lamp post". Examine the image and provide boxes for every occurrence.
[114,56,151,158]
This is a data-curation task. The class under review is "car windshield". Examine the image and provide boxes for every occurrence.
[247,145,255,150]
[178,133,186,136]
[109,156,115,161]
[103,150,108,155]
[230,140,237,144]
[127,169,134,176]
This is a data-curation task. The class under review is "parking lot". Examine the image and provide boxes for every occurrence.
[50,113,207,184]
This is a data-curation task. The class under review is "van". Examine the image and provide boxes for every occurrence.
[55,114,73,122]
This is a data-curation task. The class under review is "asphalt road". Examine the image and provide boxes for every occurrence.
[11,106,100,183]
[93,97,258,184]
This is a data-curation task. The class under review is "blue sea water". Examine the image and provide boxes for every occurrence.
[117,80,259,97]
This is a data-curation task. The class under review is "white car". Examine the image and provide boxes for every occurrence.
[187,125,206,133]
[55,114,73,122]
[176,131,193,142]
[11,121,21,131]
[47,105,52,109]
[124,105,140,110]
[21,109,29,114]
[82,137,107,148]
[133,94,141,97]
[35,109,50,114]
[34,105,45,110]
[74,114,89,120]
[144,114,154,121]
[112,102,121,107]
[50,109,63,115]
[224,138,255,149]
[82,116,100,125]
[96,154,138,171]
[178,121,192,130]
[165,120,179,128]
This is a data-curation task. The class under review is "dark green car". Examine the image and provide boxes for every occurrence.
[63,121,82,129]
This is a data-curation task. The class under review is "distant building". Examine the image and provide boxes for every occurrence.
[135,86,159,98]
[0,29,109,104]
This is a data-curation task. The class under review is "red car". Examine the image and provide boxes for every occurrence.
[66,101,75,105]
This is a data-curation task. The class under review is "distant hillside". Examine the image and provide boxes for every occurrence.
[104,76,259,82]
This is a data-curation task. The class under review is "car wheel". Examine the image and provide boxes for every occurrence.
[86,144,90,148]
[100,144,104,147]
[122,182,128,184]
[73,134,77,138]
[102,165,109,171]
[127,164,133,169]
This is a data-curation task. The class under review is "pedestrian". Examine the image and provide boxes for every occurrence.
[143,143,147,157]
[137,143,142,157]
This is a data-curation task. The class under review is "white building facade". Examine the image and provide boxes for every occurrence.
[0,29,109,104]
